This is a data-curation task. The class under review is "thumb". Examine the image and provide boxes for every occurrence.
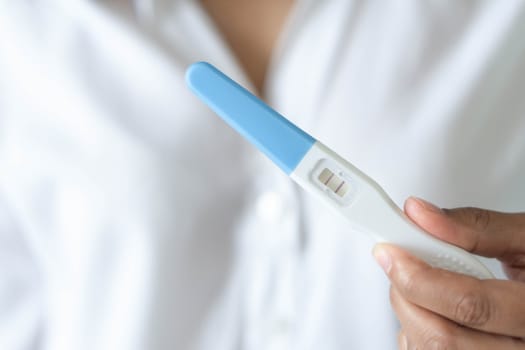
[404,197,525,258]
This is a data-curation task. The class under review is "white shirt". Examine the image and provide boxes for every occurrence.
[1,1,525,349]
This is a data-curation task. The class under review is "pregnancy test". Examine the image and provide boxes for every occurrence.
[186,61,493,279]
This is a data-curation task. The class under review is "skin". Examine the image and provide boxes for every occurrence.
[374,197,525,349]
[199,0,294,96]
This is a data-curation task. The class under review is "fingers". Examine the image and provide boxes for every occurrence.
[404,197,525,258]
[501,254,525,282]
[374,244,525,338]
[390,286,525,350]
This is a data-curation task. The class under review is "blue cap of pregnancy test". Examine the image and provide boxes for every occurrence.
[185,62,315,174]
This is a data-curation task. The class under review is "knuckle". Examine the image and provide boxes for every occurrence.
[399,267,427,297]
[421,325,458,350]
[470,208,491,232]
[453,290,492,327]
[421,336,457,350]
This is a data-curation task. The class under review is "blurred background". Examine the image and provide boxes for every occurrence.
[1,1,524,349]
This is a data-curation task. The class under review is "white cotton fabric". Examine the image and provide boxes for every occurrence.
[1,0,525,349]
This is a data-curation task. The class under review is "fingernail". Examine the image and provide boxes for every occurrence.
[373,246,392,275]
[410,197,442,214]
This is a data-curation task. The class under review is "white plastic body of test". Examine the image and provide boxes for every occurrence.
[291,142,494,279]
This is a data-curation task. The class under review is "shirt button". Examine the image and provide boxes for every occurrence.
[266,319,292,350]
[271,318,291,336]
[256,191,286,222]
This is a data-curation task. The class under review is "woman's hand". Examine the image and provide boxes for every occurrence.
[373,197,525,349]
